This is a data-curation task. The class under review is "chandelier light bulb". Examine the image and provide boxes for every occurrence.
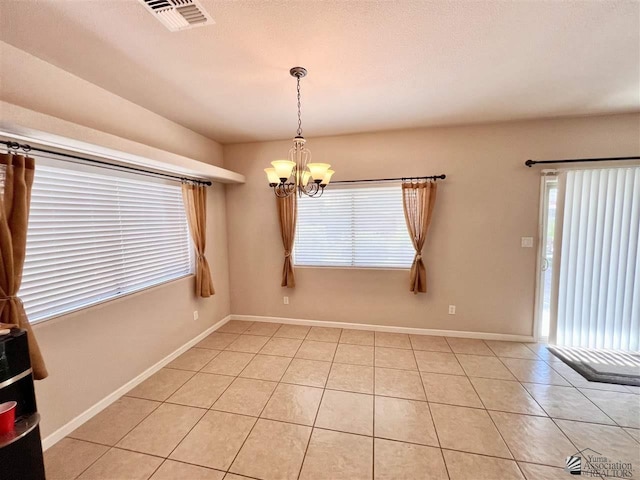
[264,168,280,185]
[271,160,296,181]
[321,169,335,186]
[307,163,331,181]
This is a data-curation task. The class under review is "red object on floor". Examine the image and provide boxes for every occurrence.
[0,401,16,434]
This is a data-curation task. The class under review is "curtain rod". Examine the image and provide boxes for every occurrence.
[0,140,213,186]
[525,156,640,168]
[330,174,446,185]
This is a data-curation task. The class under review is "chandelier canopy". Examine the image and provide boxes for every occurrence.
[264,67,334,198]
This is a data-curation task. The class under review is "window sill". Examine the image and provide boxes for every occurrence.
[29,272,195,326]
[294,265,410,272]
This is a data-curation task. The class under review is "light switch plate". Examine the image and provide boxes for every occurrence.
[521,237,534,248]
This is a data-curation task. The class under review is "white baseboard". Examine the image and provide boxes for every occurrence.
[42,314,231,451]
[230,314,534,343]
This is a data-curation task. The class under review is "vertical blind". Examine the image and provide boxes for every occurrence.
[555,167,640,351]
[19,161,193,323]
[294,184,414,268]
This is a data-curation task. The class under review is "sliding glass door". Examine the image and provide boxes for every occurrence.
[544,167,640,351]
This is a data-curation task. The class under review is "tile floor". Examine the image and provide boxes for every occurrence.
[45,320,640,480]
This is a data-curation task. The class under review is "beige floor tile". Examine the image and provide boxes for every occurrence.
[295,340,338,361]
[375,367,426,400]
[44,438,108,480]
[409,335,451,352]
[626,385,640,395]
[201,351,254,376]
[244,322,281,336]
[375,347,417,370]
[489,411,575,467]
[197,332,239,350]
[281,358,331,387]
[579,388,640,428]
[170,410,256,470]
[150,460,225,480]
[624,427,640,442]
[446,337,495,356]
[326,363,374,394]
[167,348,221,371]
[556,419,640,468]
[456,354,516,380]
[224,475,253,480]
[306,326,342,342]
[117,403,205,457]
[316,389,374,435]
[212,377,277,416]
[239,354,291,381]
[523,383,614,424]
[484,341,540,359]
[300,429,373,480]
[225,334,270,353]
[69,396,159,446]
[375,332,412,349]
[274,324,311,339]
[500,358,570,385]
[430,403,512,458]
[414,351,465,375]
[167,372,234,408]
[340,329,375,346]
[77,448,163,480]
[261,383,323,425]
[217,320,253,334]
[374,396,439,446]
[518,462,566,480]
[259,337,303,357]
[443,450,525,480]
[127,368,194,401]
[230,419,311,480]
[549,362,630,392]
[470,377,546,416]
[375,438,448,480]
[524,343,555,361]
[422,372,483,408]
[334,343,374,366]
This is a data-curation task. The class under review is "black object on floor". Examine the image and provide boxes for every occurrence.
[549,345,640,387]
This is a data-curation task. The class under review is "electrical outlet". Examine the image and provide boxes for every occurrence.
[193,310,199,321]
[521,236,534,248]
[448,305,456,315]
[283,296,289,305]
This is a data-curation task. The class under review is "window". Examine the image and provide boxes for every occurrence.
[19,160,193,323]
[294,184,414,268]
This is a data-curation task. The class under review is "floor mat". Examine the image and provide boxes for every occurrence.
[548,345,640,387]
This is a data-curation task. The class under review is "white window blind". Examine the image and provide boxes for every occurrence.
[555,167,640,351]
[294,184,415,268]
[19,161,194,323]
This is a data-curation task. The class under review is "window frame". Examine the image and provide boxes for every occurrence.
[20,156,195,325]
[293,182,414,270]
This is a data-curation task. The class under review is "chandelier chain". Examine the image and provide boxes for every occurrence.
[296,76,302,137]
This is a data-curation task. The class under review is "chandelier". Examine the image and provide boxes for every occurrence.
[264,67,334,198]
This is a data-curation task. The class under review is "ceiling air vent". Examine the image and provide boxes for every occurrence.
[139,0,213,32]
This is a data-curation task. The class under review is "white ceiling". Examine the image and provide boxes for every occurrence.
[1,1,638,144]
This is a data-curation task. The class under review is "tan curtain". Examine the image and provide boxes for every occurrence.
[0,153,48,379]
[402,180,437,294]
[277,193,297,288]
[181,182,214,297]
